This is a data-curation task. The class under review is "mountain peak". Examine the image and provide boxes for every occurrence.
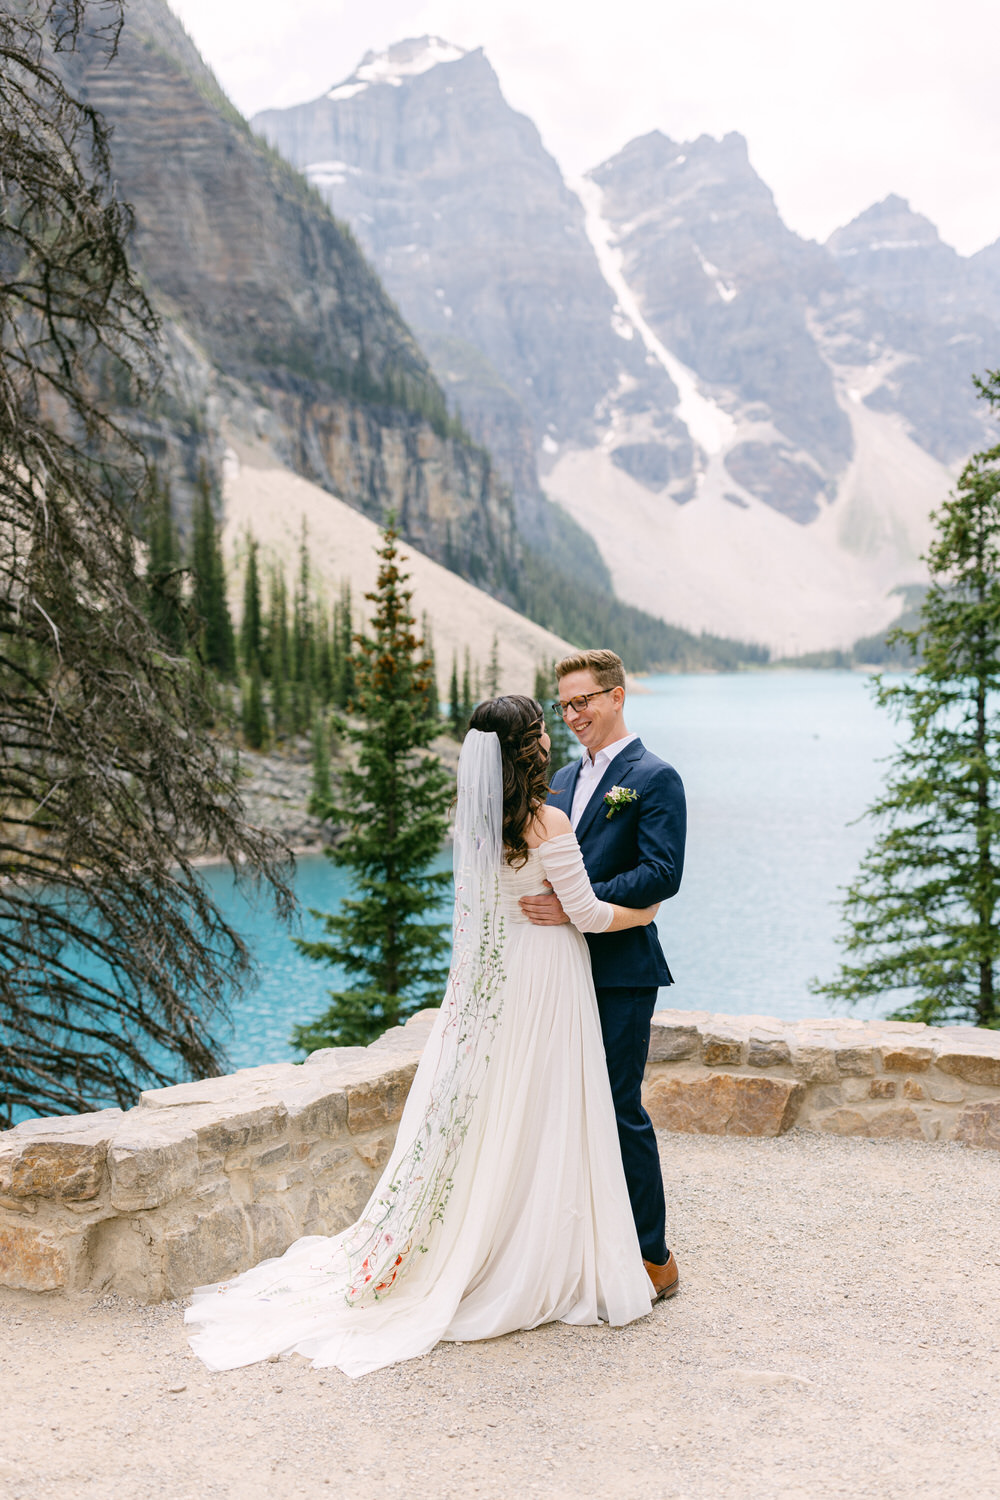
[828,194,947,255]
[327,37,467,100]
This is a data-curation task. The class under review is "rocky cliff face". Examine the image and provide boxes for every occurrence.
[254,38,998,653]
[252,38,667,575]
[71,4,517,594]
[588,130,853,520]
[254,39,654,449]
[825,196,1000,463]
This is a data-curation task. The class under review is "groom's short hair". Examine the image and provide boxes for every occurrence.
[555,649,626,692]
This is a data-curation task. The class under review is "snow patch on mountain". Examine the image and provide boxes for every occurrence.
[327,37,466,99]
[304,160,361,188]
[571,175,736,457]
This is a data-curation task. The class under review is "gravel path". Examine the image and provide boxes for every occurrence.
[3,1130,1000,1500]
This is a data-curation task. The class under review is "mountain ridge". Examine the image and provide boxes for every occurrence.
[253,35,998,653]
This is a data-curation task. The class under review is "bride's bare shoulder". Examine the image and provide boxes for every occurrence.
[524,804,573,847]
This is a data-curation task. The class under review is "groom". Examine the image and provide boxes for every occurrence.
[520,649,686,1300]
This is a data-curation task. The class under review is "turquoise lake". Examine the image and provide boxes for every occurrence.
[206,669,901,1073]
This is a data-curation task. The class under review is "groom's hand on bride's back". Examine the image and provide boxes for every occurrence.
[520,883,570,925]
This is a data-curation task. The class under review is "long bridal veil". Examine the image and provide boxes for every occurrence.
[330,726,507,1304]
[186,729,510,1369]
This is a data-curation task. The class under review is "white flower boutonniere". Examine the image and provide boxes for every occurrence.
[603,785,638,819]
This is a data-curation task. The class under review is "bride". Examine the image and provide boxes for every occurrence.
[186,695,662,1377]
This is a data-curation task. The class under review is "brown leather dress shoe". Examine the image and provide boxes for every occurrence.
[643,1249,679,1302]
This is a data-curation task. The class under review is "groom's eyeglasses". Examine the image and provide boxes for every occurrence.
[551,688,615,719]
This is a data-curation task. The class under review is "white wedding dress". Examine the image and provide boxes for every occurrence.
[186,771,654,1377]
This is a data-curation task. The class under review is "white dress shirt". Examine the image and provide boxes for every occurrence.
[570,733,639,829]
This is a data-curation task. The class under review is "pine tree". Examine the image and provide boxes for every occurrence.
[461,647,474,725]
[144,469,186,651]
[0,0,293,1122]
[485,633,501,697]
[291,522,313,733]
[292,522,452,1049]
[334,581,355,709]
[241,656,267,750]
[189,464,236,677]
[816,377,1000,1027]
[267,566,290,738]
[535,661,576,770]
[315,602,335,705]
[239,533,263,671]
[308,709,333,819]
[420,611,439,726]
[448,652,463,738]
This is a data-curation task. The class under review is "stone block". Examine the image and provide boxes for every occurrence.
[366,1011,438,1057]
[0,1222,72,1291]
[701,1031,745,1067]
[9,1140,107,1202]
[821,1107,924,1141]
[304,1154,374,1235]
[935,1052,1000,1088]
[140,1068,293,1109]
[841,1078,871,1103]
[809,1086,844,1110]
[902,1079,926,1100]
[256,1143,291,1169]
[354,1129,397,1171]
[280,1079,349,1140]
[881,1046,934,1073]
[643,1073,804,1137]
[954,1101,1000,1152]
[161,1202,253,1297]
[747,1031,791,1068]
[107,1125,199,1212]
[926,1074,966,1103]
[346,1063,418,1135]
[303,1045,368,1070]
[869,1079,897,1099]
[648,1020,701,1063]
[246,1201,297,1261]
[821,1110,869,1136]
[833,1045,876,1077]
[190,1103,289,1160]
[790,1043,839,1084]
[866,1108,928,1141]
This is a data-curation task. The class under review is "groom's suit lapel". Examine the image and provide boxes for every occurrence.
[574,738,645,847]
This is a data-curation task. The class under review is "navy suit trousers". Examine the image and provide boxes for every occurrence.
[595,985,668,1265]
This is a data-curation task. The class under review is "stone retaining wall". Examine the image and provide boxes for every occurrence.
[3,1009,999,1302]
[644,1011,1000,1147]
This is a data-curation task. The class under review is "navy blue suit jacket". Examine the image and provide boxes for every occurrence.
[548,738,686,989]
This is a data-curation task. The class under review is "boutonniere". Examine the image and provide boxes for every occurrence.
[603,785,638,819]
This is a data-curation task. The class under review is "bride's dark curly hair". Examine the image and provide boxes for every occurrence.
[468,695,550,867]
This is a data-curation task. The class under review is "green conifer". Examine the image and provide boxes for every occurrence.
[307,709,333,818]
[448,652,463,738]
[816,376,1000,1027]
[239,533,263,671]
[335,581,355,708]
[292,521,452,1049]
[267,567,290,738]
[461,647,474,724]
[189,464,236,677]
[420,611,440,726]
[144,468,186,651]
[535,661,576,770]
[241,656,267,750]
[485,633,501,697]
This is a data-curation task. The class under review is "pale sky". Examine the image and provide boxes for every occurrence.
[167,0,1000,256]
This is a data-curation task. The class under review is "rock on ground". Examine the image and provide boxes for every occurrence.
[2,1130,999,1500]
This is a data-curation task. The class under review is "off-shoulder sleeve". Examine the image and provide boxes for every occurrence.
[538,832,614,934]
